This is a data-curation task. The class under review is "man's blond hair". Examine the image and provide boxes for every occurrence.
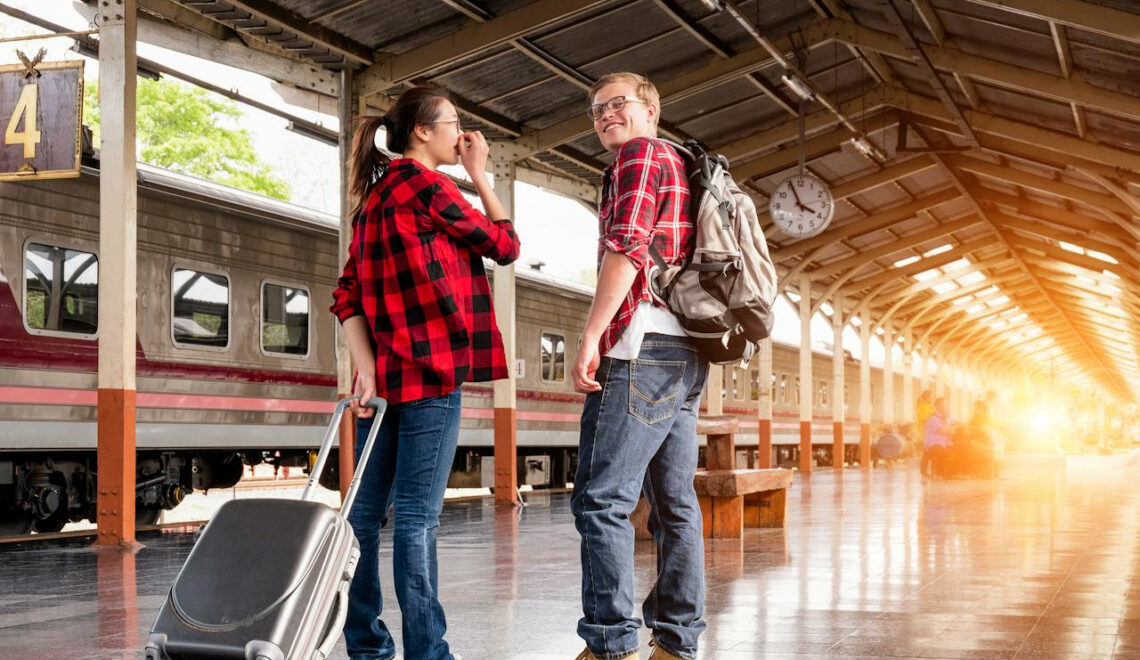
[589,72,660,129]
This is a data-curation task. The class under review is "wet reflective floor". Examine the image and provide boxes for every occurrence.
[3,453,1139,659]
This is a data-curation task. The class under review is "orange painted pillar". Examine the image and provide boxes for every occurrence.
[758,419,773,469]
[799,422,813,473]
[757,338,773,469]
[95,0,139,549]
[491,158,518,505]
[494,408,518,503]
[833,422,845,470]
[798,275,812,474]
[832,294,845,470]
[97,389,136,546]
[859,308,872,470]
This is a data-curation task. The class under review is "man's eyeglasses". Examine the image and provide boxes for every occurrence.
[586,96,646,121]
[429,118,463,132]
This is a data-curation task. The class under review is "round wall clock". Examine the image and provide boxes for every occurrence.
[769,173,835,238]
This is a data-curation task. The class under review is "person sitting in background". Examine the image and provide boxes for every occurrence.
[953,402,1000,479]
[922,397,955,479]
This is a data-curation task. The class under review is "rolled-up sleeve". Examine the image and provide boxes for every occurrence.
[600,138,662,270]
[329,216,364,323]
[429,178,520,265]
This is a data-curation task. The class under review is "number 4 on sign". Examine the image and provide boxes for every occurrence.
[5,84,41,159]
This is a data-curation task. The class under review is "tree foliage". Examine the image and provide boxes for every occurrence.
[84,78,289,200]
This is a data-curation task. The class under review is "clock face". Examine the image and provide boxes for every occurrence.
[769,174,835,238]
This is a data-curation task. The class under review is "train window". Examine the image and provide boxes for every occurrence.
[819,381,829,406]
[540,332,566,382]
[172,268,230,349]
[262,283,310,356]
[23,242,98,336]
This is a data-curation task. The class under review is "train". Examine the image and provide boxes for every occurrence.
[0,162,905,536]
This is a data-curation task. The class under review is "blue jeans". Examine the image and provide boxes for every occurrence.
[571,334,710,660]
[344,389,461,660]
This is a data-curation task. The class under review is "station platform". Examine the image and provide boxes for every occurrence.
[3,454,1139,660]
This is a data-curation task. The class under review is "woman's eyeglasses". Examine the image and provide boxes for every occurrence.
[429,118,463,132]
[586,96,646,121]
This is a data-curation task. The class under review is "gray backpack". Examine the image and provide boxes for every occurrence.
[648,140,778,365]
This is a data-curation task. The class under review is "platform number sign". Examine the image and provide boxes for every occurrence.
[0,59,83,181]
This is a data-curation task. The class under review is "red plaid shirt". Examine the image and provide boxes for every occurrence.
[597,137,693,354]
[331,159,520,404]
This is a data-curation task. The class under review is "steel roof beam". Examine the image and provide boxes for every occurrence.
[190,0,375,64]
[880,0,979,146]
[825,20,1140,125]
[358,0,612,97]
[809,213,982,280]
[893,88,1140,175]
[512,19,840,157]
[942,154,1132,216]
[964,0,1140,47]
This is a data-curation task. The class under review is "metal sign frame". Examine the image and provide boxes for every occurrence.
[0,59,84,182]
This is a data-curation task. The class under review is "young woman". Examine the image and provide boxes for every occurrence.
[330,86,520,660]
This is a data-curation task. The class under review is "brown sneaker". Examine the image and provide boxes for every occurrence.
[574,648,637,660]
[648,642,688,660]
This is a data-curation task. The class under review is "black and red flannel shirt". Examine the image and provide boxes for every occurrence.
[597,137,693,354]
[331,158,520,404]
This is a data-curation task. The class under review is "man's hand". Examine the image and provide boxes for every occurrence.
[572,337,602,393]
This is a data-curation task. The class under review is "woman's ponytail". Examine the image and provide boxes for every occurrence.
[348,114,391,217]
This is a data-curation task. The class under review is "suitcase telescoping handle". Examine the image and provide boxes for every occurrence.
[301,397,387,520]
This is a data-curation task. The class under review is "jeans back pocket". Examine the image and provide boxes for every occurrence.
[629,358,687,425]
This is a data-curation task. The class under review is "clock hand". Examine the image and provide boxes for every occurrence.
[789,185,810,212]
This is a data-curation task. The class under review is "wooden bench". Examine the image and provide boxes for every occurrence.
[633,416,794,539]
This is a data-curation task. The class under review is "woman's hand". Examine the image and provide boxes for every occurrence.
[457,130,489,181]
[351,368,378,418]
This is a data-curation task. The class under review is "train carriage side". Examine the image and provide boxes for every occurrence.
[0,165,342,533]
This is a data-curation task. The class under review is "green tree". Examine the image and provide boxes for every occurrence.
[84,77,289,200]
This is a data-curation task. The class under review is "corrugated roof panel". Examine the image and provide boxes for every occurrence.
[318,0,465,53]
[1084,111,1140,152]
[433,50,556,107]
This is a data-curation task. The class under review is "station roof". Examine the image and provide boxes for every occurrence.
[73,0,1140,401]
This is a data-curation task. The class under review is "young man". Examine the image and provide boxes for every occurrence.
[569,72,708,660]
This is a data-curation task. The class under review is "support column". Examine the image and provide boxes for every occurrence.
[882,328,894,427]
[707,365,724,416]
[859,309,872,468]
[798,276,812,474]
[96,0,139,549]
[336,68,355,502]
[902,330,914,430]
[491,158,518,505]
[918,348,928,396]
[757,338,773,469]
[831,294,845,470]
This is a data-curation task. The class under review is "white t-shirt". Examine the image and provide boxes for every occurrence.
[604,301,686,360]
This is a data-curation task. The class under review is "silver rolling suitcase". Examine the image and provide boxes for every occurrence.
[145,397,386,660]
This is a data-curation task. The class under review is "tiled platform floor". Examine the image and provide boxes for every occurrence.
[3,453,1140,660]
